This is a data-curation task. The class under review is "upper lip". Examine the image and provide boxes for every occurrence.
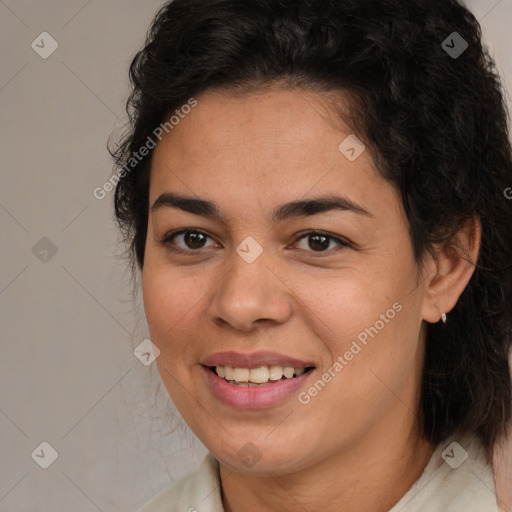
[202,351,315,369]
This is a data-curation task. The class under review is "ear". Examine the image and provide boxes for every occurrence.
[421,216,481,323]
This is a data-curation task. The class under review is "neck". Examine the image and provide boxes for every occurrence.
[219,422,435,512]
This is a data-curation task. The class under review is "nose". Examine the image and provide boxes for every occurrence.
[206,247,293,333]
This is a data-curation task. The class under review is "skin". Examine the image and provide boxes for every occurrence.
[495,422,512,512]
[142,86,480,512]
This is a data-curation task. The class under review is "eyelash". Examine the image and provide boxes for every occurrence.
[158,228,352,256]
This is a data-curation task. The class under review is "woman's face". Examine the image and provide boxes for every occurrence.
[143,87,433,474]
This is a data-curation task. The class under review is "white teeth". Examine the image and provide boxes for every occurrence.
[269,366,283,380]
[214,365,310,384]
[283,366,295,379]
[232,368,249,382]
[249,366,269,384]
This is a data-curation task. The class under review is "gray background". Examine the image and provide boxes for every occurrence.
[0,1,511,511]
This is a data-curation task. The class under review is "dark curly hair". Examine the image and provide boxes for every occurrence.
[108,0,512,464]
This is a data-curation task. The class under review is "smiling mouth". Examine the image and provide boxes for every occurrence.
[208,365,315,386]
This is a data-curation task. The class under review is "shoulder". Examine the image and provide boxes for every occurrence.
[389,431,498,512]
[139,452,224,512]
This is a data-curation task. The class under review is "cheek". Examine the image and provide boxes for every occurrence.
[308,265,408,337]
[142,264,205,351]
[313,259,424,388]
[142,265,206,405]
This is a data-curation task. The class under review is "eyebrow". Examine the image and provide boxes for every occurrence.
[151,192,373,223]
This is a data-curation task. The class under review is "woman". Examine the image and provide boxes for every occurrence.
[109,0,512,510]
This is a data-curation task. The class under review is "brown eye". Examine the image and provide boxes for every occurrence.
[160,229,215,252]
[307,234,330,252]
[181,231,208,249]
[294,231,350,254]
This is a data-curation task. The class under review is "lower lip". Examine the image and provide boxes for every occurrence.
[203,366,313,410]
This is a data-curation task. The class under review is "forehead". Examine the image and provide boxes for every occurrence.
[148,87,395,222]
[153,87,354,160]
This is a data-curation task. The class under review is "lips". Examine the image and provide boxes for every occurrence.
[201,351,317,409]
[201,350,316,369]
[203,364,315,409]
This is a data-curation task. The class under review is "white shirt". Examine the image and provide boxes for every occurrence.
[140,431,498,512]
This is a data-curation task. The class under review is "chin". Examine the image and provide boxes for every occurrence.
[205,433,312,475]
